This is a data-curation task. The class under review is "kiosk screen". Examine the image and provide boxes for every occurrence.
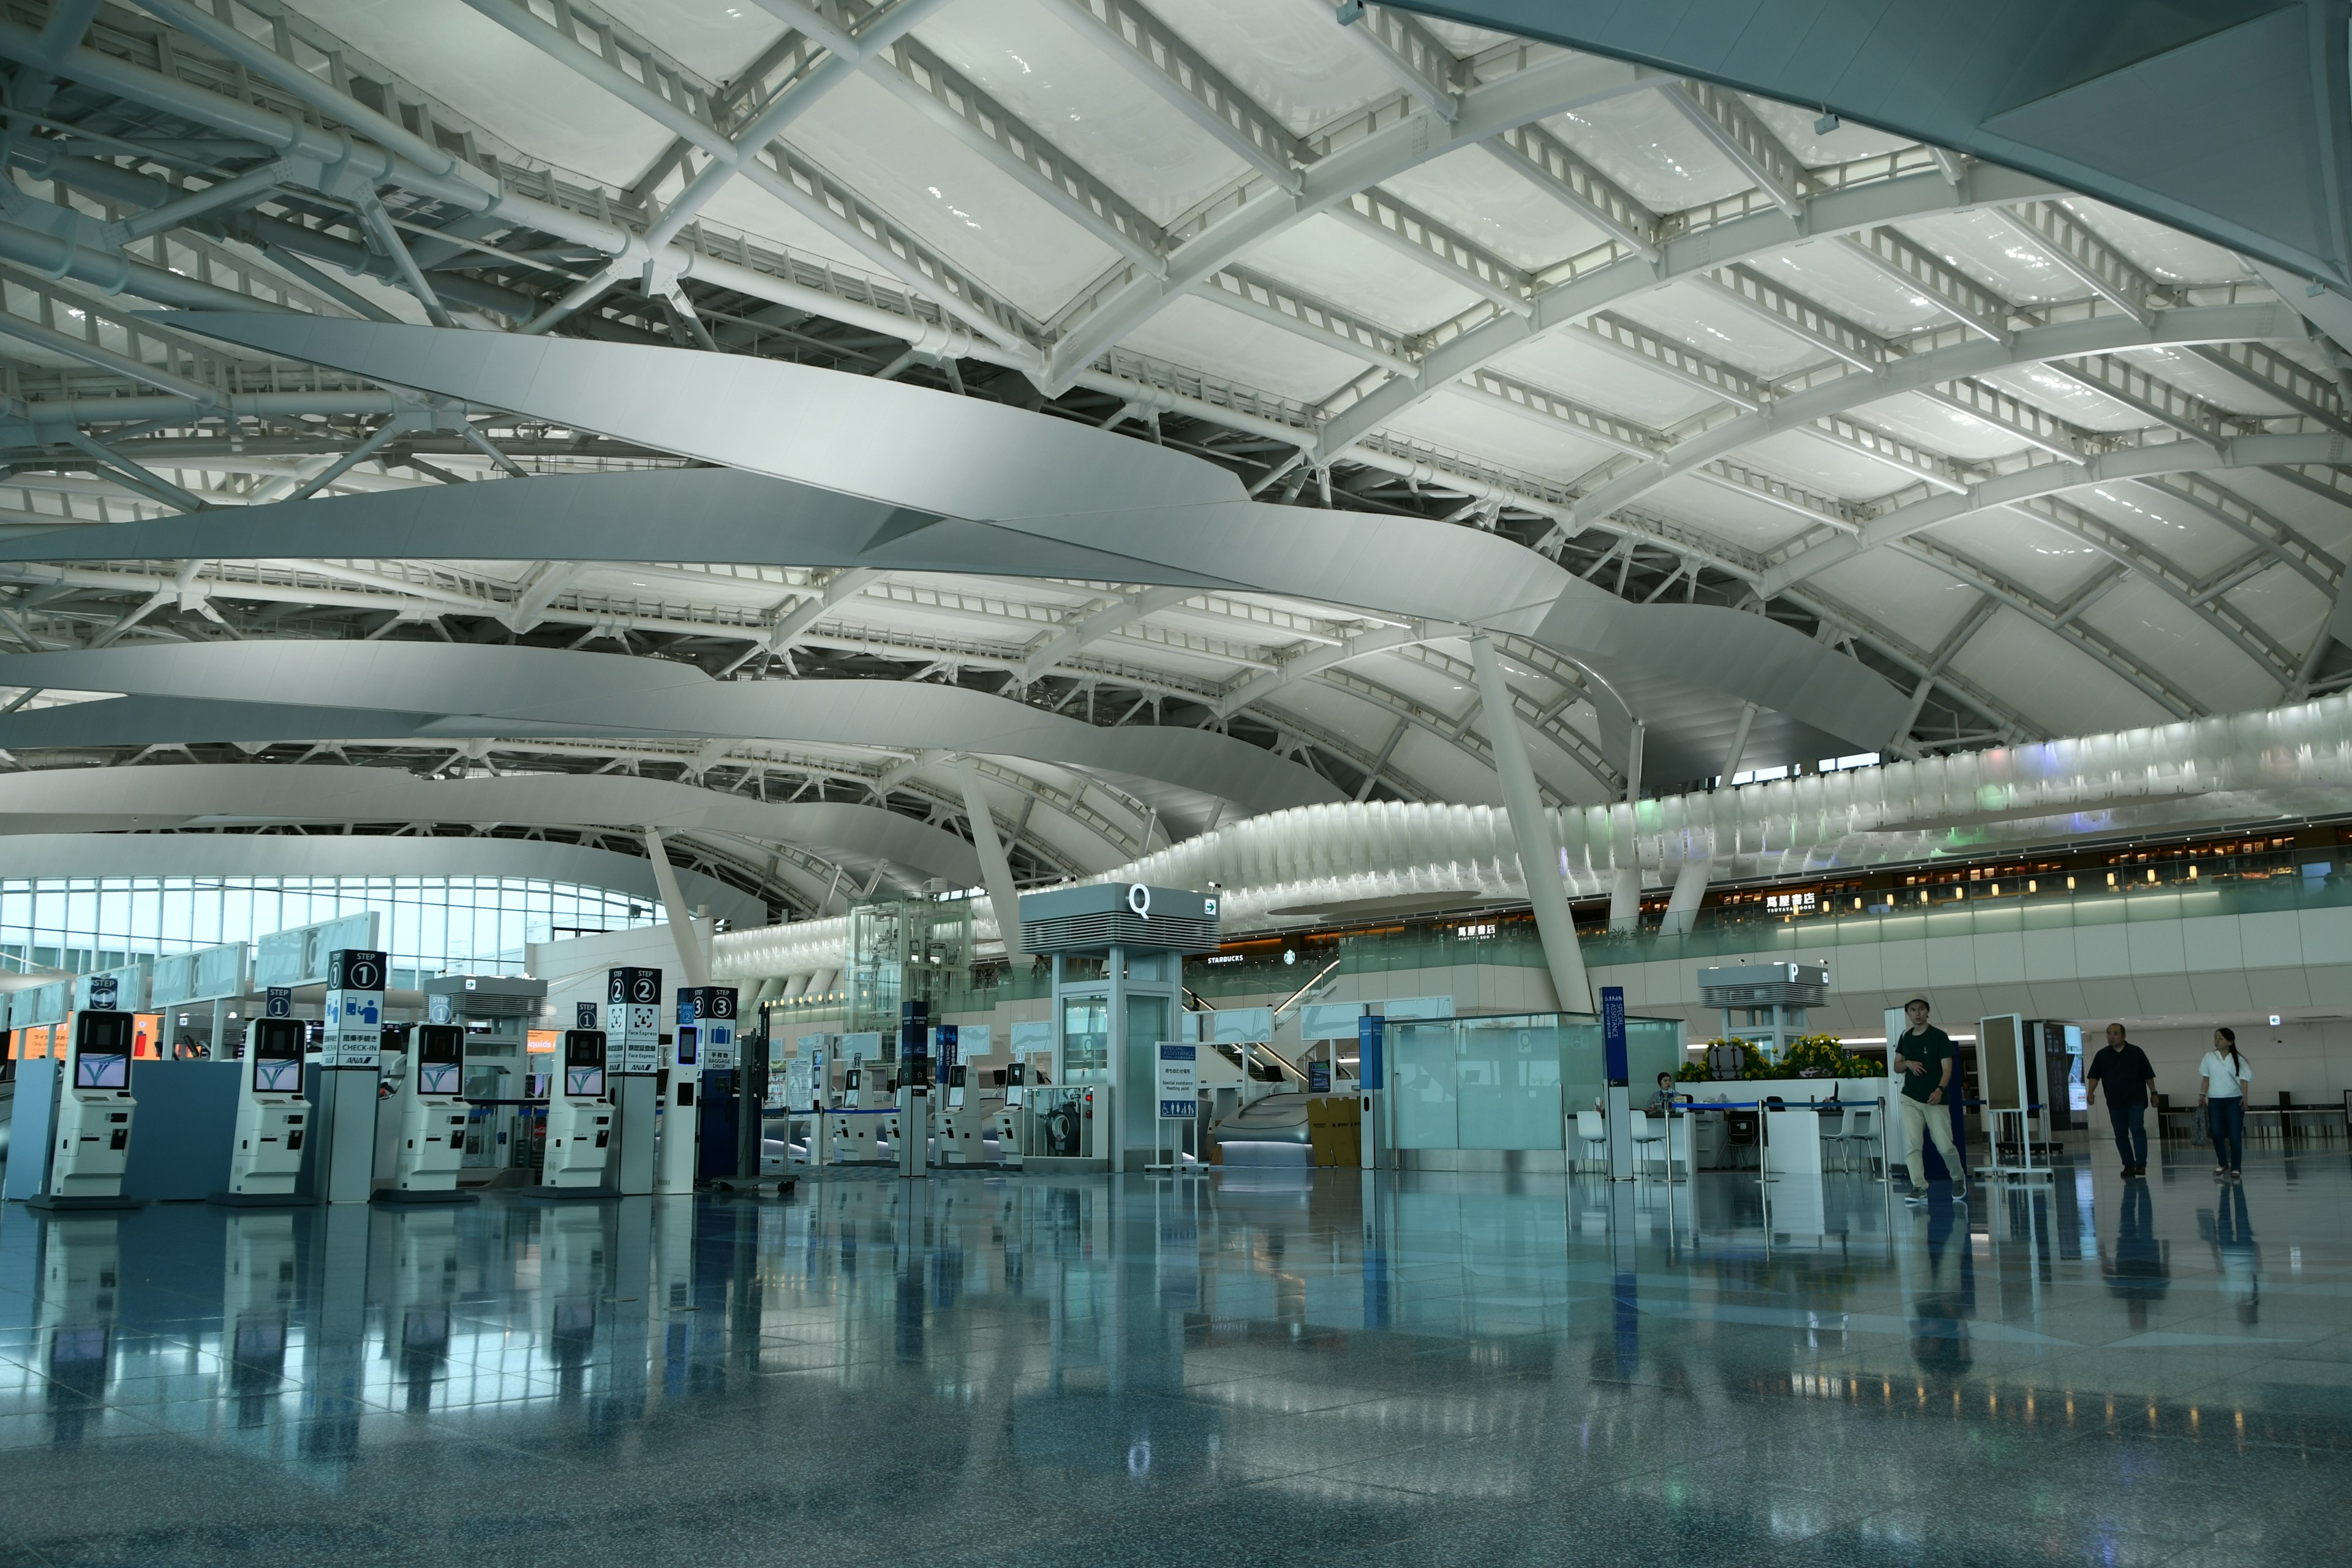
[676,1025,699,1068]
[562,1030,607,1098]
[249,1018,306,1093]
[74,1011,134,1090]
[415,1025,464,1095]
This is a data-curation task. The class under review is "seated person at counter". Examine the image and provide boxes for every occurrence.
[1648,1071,1683,1115]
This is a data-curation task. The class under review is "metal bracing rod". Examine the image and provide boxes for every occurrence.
[1887,594,1998,751]
[1017,586,1192,684]
[55,429,209,512]
[282,414,424,504]
[1328,1,1463,121]
[0,303,219,406]
[352,196,455,328]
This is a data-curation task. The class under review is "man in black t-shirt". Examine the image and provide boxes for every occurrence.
[1893,996,1966,1202]
[2086,1022,2157,1177]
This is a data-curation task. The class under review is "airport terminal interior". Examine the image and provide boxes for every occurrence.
[2,1,2352,1562]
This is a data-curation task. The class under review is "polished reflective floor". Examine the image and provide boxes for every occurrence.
[0,1147,2346,1566]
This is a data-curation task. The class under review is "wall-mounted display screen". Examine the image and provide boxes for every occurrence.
[74,1011,134,1090]
[249,1017,306,1095]
[415,1025,464,1095]
[562,1030,606,1098]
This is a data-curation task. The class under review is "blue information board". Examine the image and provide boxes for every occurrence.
[1601,985,1628,1084]
[1357,1015,1385,1089]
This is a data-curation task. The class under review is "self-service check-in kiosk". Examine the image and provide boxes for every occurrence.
[31,1011,142,1211]
[538,1028,613,1194]
[380,1023,476,1204]
[212,1017,309,1204]
[655,1022,700,1196]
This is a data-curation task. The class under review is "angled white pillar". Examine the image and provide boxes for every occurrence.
[953,758,1028,967]
[1608,719,1645,930]
[643,825,711,987]
[1470,633,1593,1012]
[1662,704,1755,932]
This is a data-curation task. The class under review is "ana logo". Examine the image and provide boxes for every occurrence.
[1126,883,1152,919]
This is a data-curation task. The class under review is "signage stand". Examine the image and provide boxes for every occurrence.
[313,948,386,1205]
[1148,1042,1201,1174]
[603,967,662,1197]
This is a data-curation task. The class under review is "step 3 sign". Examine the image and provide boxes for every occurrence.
[1156,1043,1197,1119]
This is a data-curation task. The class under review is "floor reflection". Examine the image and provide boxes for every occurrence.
[0,1155,2345,1565]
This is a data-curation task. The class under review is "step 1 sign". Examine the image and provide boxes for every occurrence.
[323,948,386,1069]
[1156,1043,1197,1119]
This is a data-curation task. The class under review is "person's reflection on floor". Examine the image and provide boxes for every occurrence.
[1907,1197,1973,1382]
[2102,1178,2171,1331]
[2212,1180,2261,1325]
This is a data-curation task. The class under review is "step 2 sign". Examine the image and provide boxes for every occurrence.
[606,967,662,1075]
[1156,1044,1197,1119]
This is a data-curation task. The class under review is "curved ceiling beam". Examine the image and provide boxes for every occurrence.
[1565,302,2305,538]
[0,641,1346,818]
[1314,162,2062,457]
[1385,2,2352,296]
[1761,432,2352,596]
[0,764,984,884]
[0,831,767,928]
[45,322,1917,749]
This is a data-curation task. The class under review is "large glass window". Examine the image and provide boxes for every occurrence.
[0,874,660,983]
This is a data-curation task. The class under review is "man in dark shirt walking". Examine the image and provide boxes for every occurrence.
[1893,996,1966,1203]
[2086,1022,2157,1178]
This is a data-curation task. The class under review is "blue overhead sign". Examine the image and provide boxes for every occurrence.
[1602,986,1627,1084]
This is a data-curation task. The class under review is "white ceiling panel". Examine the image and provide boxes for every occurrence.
[1804,549,1986,650]
[1377,387,1618,483]
[597,0,774,81]
[1746,99,1914,165]
[2119,345,2293,420]
[785,73,1120,318]
[1975,363,2154,432]
[1540,92,1752,211]
[1486,332,1722,428]
[1154,0,1401,135]
[1945,608,2176,736]
[1746,427,1927,502]
[1610,280,1824,380]
[1897,209,2085,307]
[915,0,1249,223]
[2221,564,2331,656]
[1920,509,2115,603]
[1118,294,1370,402]
[292,0,673,185]
[1853,390,2038,464]
[2211,472,2352,563]
[1378,146,1610,271]
[1242,213,1487,334]
[2073,483,2248,580]
[2078,578,2280,713]
[2060,198,2249,287]
[1742,244,1952,338]
[1640,475,1818,551]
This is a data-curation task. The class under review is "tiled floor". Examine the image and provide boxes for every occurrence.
[0,1146,2345,1566]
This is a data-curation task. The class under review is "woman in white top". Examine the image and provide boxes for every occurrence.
[2199,1027,2251,1180]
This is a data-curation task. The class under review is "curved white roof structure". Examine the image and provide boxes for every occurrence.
[0,1,2346,921]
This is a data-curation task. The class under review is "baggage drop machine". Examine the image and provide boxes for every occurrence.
[380,1023,477,1204]
[537,1029,614,1196]
[212,1017,309,1205]
[29,1010,143,1211]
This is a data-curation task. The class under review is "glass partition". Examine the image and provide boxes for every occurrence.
[1385,1010,1683,1153]
[1060,994,1107,1080]
[1390,1020,1458,1149]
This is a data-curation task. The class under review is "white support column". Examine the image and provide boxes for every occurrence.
[1470,633,1593,1012]
[643,825,711,988]
[954,758,1028,967]
[1608,719,1645,931]
[1662,851,1711,935]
